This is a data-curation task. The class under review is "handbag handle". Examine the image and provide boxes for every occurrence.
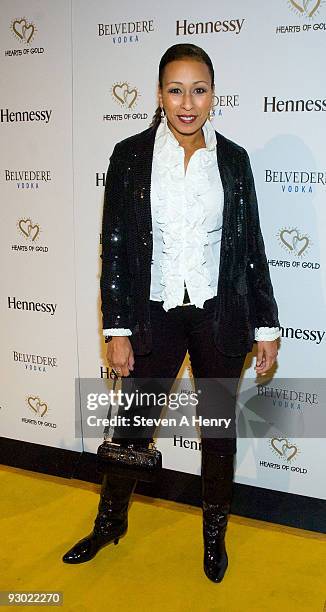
[102,369,158,450]
[103,371,119,442]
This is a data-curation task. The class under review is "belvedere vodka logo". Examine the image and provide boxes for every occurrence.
[98,20,154,44]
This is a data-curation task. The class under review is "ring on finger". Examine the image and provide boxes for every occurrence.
[110,367,121,379]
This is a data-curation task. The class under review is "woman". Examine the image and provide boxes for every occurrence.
[63,44,280,583]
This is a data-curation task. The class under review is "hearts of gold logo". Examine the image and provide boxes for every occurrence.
[28,396,48,417]
[280,229,309,256]
[18,218,40,241]
[271,437,298,460]
[289,0,321,17]
[12,18,35,43]
[113,83,138,108]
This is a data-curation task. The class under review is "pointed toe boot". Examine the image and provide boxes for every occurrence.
[62,471,137,564]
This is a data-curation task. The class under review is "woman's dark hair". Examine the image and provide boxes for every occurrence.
[150,43,214,129]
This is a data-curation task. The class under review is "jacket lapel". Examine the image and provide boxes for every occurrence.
[215,131,234,254]
[132,126,157,258]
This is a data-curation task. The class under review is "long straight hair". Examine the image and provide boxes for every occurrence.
[150,43,215,129]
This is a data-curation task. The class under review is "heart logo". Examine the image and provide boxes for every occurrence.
[113,83,138,108]
[280,229,309,256]
[12,18,35,43]
[28,396,48,417]
[289,0,321,17]
[18,218,40,241]
[23,23,35,43]
[271,437,298,460]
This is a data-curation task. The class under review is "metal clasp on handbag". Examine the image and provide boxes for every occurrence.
[103,432,158,451]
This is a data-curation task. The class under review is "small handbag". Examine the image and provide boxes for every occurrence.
[96,370,162,482]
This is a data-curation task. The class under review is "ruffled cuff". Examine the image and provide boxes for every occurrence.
[255,327,281,341]
[103,328,132,336]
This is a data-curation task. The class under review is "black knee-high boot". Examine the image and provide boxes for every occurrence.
[62,470,137,564]
[201,450,235,583]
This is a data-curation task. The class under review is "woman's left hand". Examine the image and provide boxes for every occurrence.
[255,340,278,376]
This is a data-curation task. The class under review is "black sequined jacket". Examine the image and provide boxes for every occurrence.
[100,124,280,357]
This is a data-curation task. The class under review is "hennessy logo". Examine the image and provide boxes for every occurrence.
[11,18,36,44]
[18,218,40,241]
[289,0,321,17]
[270,437,298,461]
[278,228,311,256]
[27,395,48,417]
[112,82,139,108]
[8,297,57,315]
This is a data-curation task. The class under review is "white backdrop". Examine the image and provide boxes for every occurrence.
[0,0,81,452]
[1,0,325,500]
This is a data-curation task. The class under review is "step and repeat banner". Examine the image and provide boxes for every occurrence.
[1,0,325,500]
[0,0,81,452]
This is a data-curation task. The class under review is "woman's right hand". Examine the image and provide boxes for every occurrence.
[107,337,135,377]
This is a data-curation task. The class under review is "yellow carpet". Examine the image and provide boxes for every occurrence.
[0,465,325,612]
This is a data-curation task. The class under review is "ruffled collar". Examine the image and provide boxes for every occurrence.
[154,116,217,155]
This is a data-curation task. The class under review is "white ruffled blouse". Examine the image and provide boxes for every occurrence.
[104,118,280,342]
[150,115,222,310]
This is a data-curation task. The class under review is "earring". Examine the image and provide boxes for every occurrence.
[161,106,166,125]
[209,95,217,120]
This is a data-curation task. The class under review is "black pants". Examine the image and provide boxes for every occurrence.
[112,297,247,455]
